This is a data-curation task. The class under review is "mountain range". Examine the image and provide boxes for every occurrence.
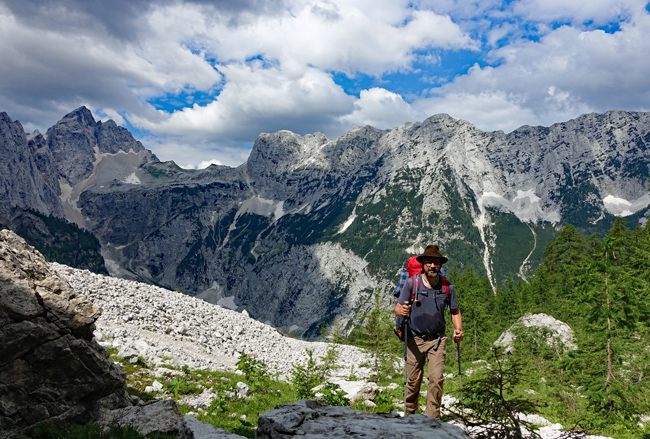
[1,107,649,337]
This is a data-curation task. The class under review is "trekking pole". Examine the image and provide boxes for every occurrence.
[403,300,409,416]
[456,341,462,407]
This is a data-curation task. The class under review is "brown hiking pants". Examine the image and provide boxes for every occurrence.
[405,334,447,418]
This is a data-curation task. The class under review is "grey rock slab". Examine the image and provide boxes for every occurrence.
[100,399,182,436]
[256,399,472,439]
[177,414,247,439]
[495,313,577,353]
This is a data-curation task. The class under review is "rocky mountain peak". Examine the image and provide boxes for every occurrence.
[26,129,42,141]
[422,112,458,126]
[63,105,96,127]
[0,113,63,218]
[2,107,650,338]
[248,130,329,173]
[46,106,154,186]
[97,119,149,156]
[416,113,480,139]
[46,107,102,185]
[0,111,25,144]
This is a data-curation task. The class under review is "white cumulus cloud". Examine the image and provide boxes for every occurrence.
[131,64,354,140]
[340,88,425,130]
[1,0,649,167]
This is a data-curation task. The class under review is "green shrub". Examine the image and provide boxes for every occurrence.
[291,346,340,399]
[318,382,349,406]
[164,375,199,398]
[236,352,270,392]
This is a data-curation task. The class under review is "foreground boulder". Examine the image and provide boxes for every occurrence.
[256,399,472,438]
[0,229,131,437]
[101,399,182,436]
[178,414,247,439]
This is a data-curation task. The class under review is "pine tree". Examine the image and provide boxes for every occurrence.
[572,217,650,425]
[522,224,589,322]
[542,224,590,271]
[496,276,523,329]
[349,290,400,382]
[448,348,541,439]
[454,267,497,358]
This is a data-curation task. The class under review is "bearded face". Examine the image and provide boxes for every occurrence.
[424,264,438,277]
[421,258,443,279]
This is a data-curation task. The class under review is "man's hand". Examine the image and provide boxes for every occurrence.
[394,301,411,317]
[453,328,464,343]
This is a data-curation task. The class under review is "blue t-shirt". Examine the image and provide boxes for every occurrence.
[398,275,458,336]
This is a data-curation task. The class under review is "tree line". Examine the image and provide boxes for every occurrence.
[449,216,649,435]
[348,215,649,437]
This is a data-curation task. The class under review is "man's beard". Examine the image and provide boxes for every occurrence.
[425,266,438,277]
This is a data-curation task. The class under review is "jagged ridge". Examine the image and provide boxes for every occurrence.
[1,108,649,337]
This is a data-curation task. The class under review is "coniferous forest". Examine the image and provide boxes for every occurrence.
[436,215,650,437]
[346,206,650,438]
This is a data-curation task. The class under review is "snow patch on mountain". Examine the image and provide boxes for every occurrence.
[475,190,561,291]
[603,194,650,217]
[315,200,330,211]
[103,257,123,277]
[101,244,136,278]
[58,148,151,229]
[337,207,357,234]
[217,296,238,310]
[405,244,424,255]
[239,196,285,221]
[220,196,286,249]
[59,178,88,228]
[480,190,561,224]
[122,173,141,184]
[91,149,150,187]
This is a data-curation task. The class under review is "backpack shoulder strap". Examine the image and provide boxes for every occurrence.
[440,276,450,299]
[410,274,421,302]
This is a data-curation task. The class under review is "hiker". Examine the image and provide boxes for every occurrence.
[394,245,464,418]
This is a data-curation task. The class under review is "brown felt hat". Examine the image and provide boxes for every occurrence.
[415,245,448,264]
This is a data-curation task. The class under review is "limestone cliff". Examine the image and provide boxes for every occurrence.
[1,108,649,337]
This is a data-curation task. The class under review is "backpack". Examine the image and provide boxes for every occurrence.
[391,256,422,298]
[393,256,449,341]
[392,256,448,298]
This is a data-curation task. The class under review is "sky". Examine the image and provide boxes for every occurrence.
[1,0,649,169]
